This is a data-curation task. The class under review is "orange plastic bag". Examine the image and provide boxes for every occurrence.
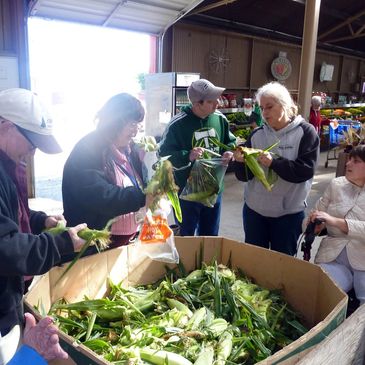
[136,206,179,264]
[139,215,172,244]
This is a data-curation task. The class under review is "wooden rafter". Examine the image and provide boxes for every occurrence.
[318,9,365,42]
[190,0,238,15]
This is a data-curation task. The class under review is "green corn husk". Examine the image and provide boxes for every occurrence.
[46,220,113,285]
[140,348,193,365]
[48,262,307,365]
[238,141,279,191]
[194,345,214,365]
[145,158,182,223]
[134,135,158,152]
[215,331,233,365]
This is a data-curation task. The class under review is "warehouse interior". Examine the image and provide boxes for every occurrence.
[1,1,365,363]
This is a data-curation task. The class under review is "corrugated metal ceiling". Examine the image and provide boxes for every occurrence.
[28,0,205,35]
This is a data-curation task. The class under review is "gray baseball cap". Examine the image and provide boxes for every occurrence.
[187,79,225,103]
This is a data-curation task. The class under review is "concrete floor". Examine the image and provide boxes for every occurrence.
[219,151,337,262]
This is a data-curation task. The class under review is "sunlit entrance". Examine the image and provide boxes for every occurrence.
[28,18,153,201]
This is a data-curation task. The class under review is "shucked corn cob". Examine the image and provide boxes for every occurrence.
[140,348,193,365]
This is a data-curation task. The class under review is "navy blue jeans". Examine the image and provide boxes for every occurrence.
[243,204,304,256]
[178,194,222,236]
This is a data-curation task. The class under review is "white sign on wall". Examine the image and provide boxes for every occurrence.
[0,56,19,90]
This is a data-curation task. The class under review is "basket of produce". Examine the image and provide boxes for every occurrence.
[25,237,347,365]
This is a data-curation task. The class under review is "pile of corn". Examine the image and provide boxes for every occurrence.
[48,262,307,364]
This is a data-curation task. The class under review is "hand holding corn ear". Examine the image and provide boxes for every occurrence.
[44,214,66,230]
[67,223,88,252]
[46,219,114,284]
[257,151,273,167]
[235,141,279,191]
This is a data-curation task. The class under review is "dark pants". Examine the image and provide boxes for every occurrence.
[243,204,304,256]
[178,194,222,236]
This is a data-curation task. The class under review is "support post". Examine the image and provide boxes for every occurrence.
[298,0,321,119]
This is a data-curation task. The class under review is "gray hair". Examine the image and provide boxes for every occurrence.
[255,82,298,120]
[311,95,322,108]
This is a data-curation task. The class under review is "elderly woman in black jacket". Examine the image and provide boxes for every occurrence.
[62,93,152,248]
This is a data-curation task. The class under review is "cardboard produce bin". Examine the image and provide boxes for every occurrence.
[25,237,347,365]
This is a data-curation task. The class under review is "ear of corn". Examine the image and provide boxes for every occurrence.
[145,159,182,223]
[140,348,193,365]
[215,331,233,365]
[205,318,228,337]
[244,151,273,191]
[237,141,279,191]
[186,307,207,330]
[48,262,307,364]
[134,135,159,152]
[46,220,113,285]
[166,298,193,318]
[193,345,214,365]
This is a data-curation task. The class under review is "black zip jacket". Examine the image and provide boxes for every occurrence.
[62,131,146,229]
[0,160,74,332]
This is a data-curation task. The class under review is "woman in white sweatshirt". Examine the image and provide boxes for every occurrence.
[309,144,365,304]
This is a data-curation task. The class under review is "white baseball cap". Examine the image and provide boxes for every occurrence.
[187,79,225,103]
[0,88,61,154]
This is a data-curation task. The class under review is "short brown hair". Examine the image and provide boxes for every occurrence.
[349,144,365,162]
[96,93,144,136]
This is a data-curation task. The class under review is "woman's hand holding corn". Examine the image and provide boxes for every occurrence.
[258,152,272,167]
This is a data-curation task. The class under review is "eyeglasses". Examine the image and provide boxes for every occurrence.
[128,121,142,129]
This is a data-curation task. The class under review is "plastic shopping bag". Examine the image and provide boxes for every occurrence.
[142,150,159,184]
[180,158,228,208]
[135,201,179,264]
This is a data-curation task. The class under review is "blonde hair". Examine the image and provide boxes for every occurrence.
[255,82,298,120]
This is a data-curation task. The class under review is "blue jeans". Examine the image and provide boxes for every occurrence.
[178,194,222,236]
[243,204,304,256]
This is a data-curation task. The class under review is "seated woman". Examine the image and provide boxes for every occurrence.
[308,144,365,305]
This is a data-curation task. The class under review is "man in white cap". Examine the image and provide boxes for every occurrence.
[0,88,86,364]
[159,79,236,236]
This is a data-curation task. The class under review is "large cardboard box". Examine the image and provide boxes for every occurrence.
[25,237,347,365]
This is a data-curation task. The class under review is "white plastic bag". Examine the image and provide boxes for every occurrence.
[142,150,159,184]
[135,200,179,264]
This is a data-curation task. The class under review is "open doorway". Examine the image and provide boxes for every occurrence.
[27,17,154,201]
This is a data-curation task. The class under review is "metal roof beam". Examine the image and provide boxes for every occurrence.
[28,0,44,16]
[102,1,127,27]
[326,31,365,44]
[318,8,365,40]
[190,0,238,15]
